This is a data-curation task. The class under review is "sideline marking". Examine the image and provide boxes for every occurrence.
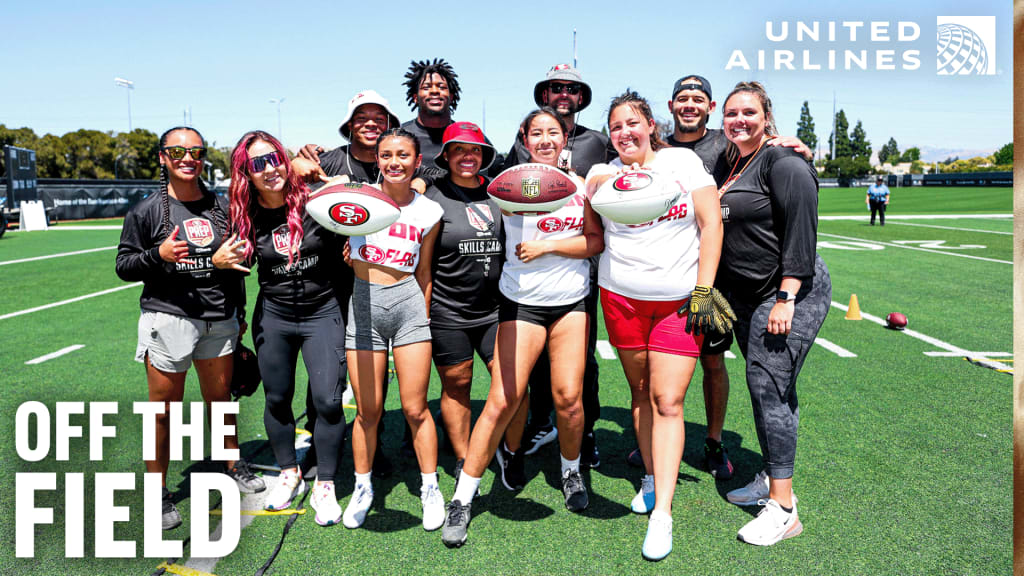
[0,283,142,321]
[596,340,617,359]
[0,246,116,266]
[818,233,1010,265]
[886,221,1012,235]
[724,351,736,359]
[924,351,1011,357]
[8,225,122,231]
[25,344,85,365]
[818,214,1010,221]
[830,301,1011,372]
[814,337,857,357]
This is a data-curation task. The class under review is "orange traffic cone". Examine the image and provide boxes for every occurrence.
[845,294,862,320]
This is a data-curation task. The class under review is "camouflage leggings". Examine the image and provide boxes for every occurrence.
[730,255,831,479]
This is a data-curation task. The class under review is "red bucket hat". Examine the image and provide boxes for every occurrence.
[434,122,496,171]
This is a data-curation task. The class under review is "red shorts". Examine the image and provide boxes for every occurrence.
[600,288,703,357]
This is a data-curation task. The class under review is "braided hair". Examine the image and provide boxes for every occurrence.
[606,90,666,153]
[157,126,228,238]
[403,58,461,112]
[228,130,308,268]
[722,81,778,165]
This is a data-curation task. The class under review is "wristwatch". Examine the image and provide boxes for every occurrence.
[776,290,796,302]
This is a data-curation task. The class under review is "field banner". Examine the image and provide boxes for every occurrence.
[37,179,159,220]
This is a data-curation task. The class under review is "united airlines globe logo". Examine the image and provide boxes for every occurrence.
[936,17,996,75]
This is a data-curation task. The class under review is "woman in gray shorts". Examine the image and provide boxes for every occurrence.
[342,128,447,532]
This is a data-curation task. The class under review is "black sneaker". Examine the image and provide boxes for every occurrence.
[627,447,644,468]
[226,458,266,493]
[494,443,525,490]
[441,499,472,548]
[521,422,558,456]
[372,449,393,479]
[581,432,601,469]
[162,487,182,530]
[704,438,734,480]
[561,469,589,512]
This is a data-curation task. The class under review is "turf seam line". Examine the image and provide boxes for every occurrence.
[818,233,1011,264]
[0,245,117,266]
[0,282,142,321]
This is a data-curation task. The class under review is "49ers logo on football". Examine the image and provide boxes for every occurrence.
[537,217,565,233]
[359,244,386,264]
[612,172,653,192]
[329,202,369,226]
[182,217,214,247]
[271,224,291,256]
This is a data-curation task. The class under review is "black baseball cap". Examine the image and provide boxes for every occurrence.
[672,75,712,100]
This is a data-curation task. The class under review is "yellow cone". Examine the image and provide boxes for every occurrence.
[845,294,862,320]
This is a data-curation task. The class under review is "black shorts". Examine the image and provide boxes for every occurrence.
[498,295,586,329]
[430,321,499,367]
[700,329,734,355]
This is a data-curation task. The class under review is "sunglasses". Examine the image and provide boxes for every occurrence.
[248,151,284,173]
[549,83,582,95]
[161,146,207,161]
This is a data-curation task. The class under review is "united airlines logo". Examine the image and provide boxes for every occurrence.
[521,177,541,199]
[936,16,995,75]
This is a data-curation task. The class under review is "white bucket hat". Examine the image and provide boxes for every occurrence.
[338,90,400,141]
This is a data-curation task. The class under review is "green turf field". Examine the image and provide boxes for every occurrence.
[0,188,1011,575]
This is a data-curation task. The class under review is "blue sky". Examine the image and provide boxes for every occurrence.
[1,0,1012,160]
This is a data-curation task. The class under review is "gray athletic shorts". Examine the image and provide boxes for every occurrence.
[135,310,239,373]
[346,275,432,351]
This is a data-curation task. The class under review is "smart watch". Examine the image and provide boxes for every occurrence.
[776,290,796,302]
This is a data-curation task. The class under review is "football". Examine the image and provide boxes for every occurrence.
[306,182,401,236]
[590,170,681,225]
[487,163,577,216]
[885,312,908,330]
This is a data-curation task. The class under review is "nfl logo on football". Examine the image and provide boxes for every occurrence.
[521,177,541,199]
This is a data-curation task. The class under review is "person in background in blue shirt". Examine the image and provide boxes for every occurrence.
[866,176,890,226]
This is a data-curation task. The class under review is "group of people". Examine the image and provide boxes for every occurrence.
[116,58,832,560]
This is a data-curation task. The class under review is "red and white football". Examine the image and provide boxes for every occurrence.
[590,170,681,225]
[306,182,400,236]
[487,163,577,216]
[885,312,908,330]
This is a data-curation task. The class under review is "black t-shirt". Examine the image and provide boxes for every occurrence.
[318,145,380,185]
[401,118,504,187]
[717,146,819,302]
[424,177,504,328]
[116,191,244,321]
[252,205,348,315]
[667,129,730,186]
[503,123,615,178]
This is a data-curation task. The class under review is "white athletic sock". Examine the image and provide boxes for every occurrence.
[421,472,439,490]
[561,454,581,475]
[453,472,481,504]
[355,471,372,490]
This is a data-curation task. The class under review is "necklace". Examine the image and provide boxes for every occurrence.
[719,137,766,196]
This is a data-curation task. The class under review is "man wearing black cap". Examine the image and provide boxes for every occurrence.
[503,64,613,470]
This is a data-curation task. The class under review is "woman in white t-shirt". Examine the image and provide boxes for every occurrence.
[584,91,723,561]
[441,108,604,548]
[342,128,446,532]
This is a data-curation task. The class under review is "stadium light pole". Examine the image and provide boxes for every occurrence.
[269,98,285,141]
[114,77,134,133]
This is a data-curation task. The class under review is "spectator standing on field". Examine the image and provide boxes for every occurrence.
[866,176,890,226]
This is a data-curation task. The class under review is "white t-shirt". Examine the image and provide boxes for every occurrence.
[585,147,715,301]
[499,183,591,306]
[349,192,444,273]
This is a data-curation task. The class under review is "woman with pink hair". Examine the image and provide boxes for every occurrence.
[226,130,350,526]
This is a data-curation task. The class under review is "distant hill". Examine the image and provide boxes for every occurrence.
[917,146,997,163]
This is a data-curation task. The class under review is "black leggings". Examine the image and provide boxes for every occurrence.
[253,297,346,482]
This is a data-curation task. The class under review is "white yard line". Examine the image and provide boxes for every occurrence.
[724,350,736,359]
[8,225,122,231]
[25,344,85,364]
[814,337,857,357]
[923,351,1012,358]
[596,340,617,359]
[818,214,1010,221]
[0,246,116,266]
[818,233,1011,265]
[830,301,1011,372]
[884,221,1013,235]
[0,283,141,321]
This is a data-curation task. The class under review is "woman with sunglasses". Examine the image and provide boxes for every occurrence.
[224,130,349,526]
[343,128,446,531]
[583,91,722,561]
[422,122,505,483]
[442,108,604,548]
[116,126,264,531]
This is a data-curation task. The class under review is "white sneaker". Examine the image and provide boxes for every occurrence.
[726,470,769,506]
[264,469,306,511]
[642,510,673,561]
[631,474,655,514]
[737,498,803,546]
[421,484,446,531]
[310,481,341,526]
[343,483,374,529]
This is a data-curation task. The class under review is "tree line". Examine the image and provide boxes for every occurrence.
[0,125,232,180]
